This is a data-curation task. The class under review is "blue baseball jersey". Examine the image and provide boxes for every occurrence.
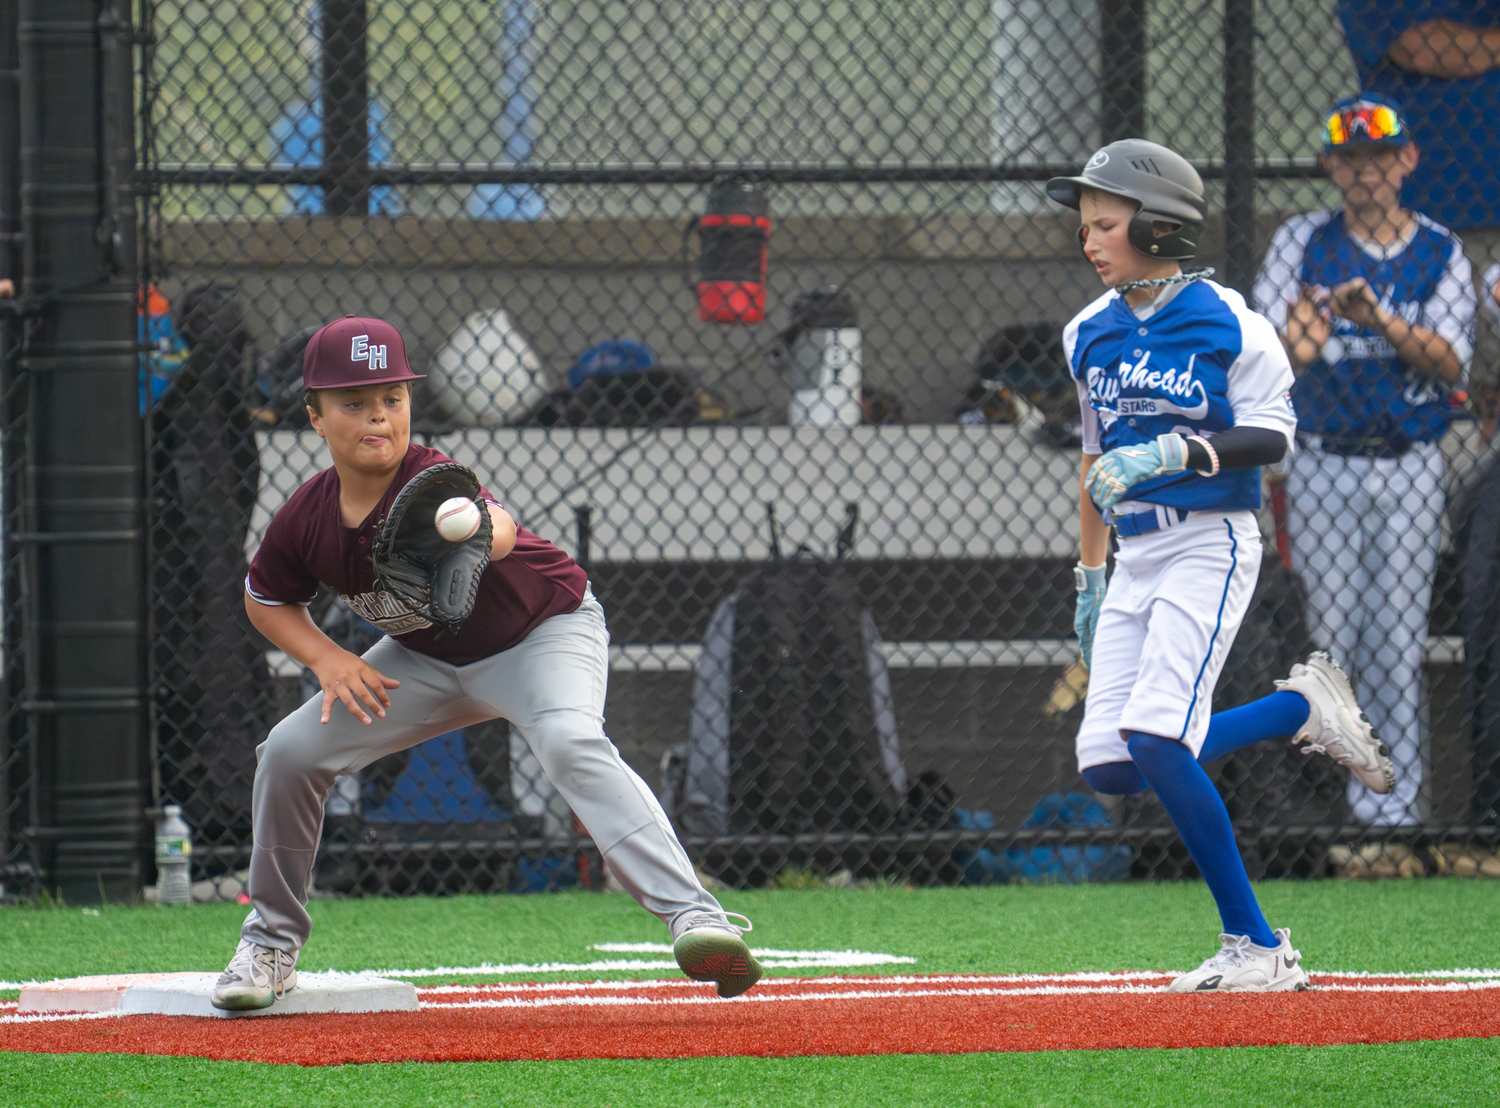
[1253,210,1474,444]
[1065,279,1297,513]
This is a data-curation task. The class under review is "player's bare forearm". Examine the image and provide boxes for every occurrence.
[487,503,518,560]
[1378,314,1463,384]
[1282,322,1325,372]
[1079,453,1110,567]
[1332,280,1462,384]
[1389,20,1500,79]
[244,594,343,669]
[1283,335,1320,373]
[244,591,400,724]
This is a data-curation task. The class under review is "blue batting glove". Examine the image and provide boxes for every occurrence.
[1074,562,1107,670]
[1086,433,1189,511]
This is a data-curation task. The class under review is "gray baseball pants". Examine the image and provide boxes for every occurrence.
[1287,442,1443,826]
[239,590,724,953]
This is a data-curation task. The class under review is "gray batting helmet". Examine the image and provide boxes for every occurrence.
[1046,139,1205,261]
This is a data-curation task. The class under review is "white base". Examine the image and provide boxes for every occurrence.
[20,973,207,1013]
[20,971,419,1019]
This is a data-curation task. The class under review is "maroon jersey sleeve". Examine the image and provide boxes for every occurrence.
[244,446,587,664]
[245,484,322,606]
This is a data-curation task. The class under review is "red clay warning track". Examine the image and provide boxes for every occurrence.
[2,973,1497,1065]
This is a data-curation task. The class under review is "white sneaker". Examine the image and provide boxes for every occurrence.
[672,911,762,998]
[1168,928,1310,993]
[1276,651,1396,794]
[209,938,299,1011]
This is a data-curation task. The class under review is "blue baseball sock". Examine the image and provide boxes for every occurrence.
[1125,731,1277,947]
[1081,691,1314,796]
[1081,760,1149,795]
[1197,691,1310,764]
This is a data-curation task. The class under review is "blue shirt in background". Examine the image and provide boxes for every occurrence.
[1338,0,1500,230]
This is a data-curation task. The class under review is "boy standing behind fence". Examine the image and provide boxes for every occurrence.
[1050,139,1393,992]
[1253,94,1475,827]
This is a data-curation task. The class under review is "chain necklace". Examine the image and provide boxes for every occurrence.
[1117,266,1215,294]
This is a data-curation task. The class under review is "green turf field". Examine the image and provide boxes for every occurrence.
[3,880,1499,1106]
[4,1040,1499,1108]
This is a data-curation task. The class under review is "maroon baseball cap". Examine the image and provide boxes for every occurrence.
[301,314,426,389]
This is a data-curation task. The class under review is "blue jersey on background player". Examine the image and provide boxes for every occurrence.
[1259,208,1471,447]
[1048,139,1394,994]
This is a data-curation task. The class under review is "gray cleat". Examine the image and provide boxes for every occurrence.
[210,938,298,1011]
[672,911,762,999]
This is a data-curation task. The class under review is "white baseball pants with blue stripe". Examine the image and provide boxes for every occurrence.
[1287,442,1444,826]
[1077,511,1261,771]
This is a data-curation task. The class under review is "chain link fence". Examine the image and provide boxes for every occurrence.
[110,0,1500,899]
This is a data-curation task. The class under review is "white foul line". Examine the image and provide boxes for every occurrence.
[417,977,1500,1010]
[370,947,916,978]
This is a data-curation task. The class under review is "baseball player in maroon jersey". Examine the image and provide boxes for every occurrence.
[210,315,761,1010]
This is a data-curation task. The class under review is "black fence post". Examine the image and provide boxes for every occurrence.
[0,0,22,894]
[17,0,147,903]
[1223,0,1257,294]
[321,0,370,218]
[574,505,592,572]
[0,0,17,287]
[1099,0,1147,143]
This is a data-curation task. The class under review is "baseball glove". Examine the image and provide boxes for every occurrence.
[371,462,494,630]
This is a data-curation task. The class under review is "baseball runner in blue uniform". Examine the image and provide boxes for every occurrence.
[1253,94,1475,826]
[1049,140,1395,992]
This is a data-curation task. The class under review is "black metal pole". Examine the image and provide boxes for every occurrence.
[1099,0,1147,143]
[321,0,370,217]
[0,0,18,290]
[145,162,1329,188]
[18,0,147,903]
[0,0,22,893]
[1223,0,1257,294]
[574,505,592,572]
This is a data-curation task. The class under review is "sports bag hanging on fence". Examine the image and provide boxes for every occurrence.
[664,507,907,837]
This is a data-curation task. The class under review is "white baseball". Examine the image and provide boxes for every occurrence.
[434,496,482,542]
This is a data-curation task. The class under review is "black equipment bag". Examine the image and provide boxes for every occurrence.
[670,552,906,838]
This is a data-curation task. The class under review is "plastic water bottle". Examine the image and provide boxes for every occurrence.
[785,290,862,427]
[155,805,192,906]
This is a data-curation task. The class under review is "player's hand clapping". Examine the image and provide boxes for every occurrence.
[310,648,401,725]
[1326,277,1384,328]
[1283,285,1333,369]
